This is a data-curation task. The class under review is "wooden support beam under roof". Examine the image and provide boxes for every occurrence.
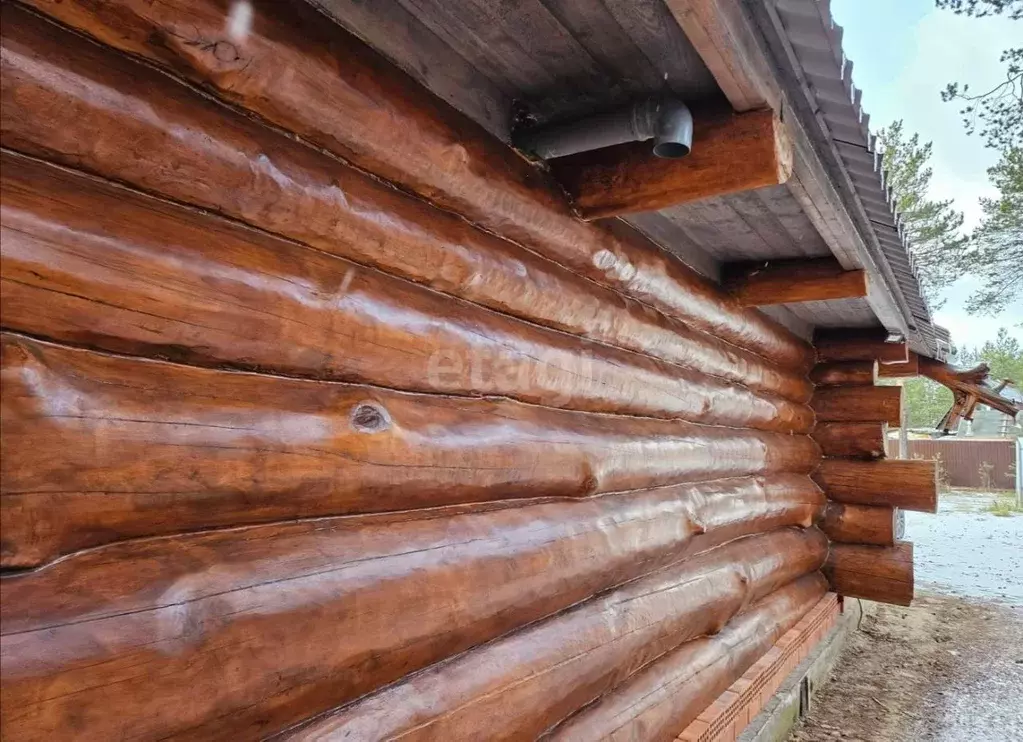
[548,108,792,219]
[723,257,867,306]
[815,327,909,365]
[662,0,935,357]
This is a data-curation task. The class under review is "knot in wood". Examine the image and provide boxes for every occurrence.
[350,402,390,433]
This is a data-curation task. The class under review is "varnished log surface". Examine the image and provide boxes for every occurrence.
[722,258,867,308]
[811,385,902,426]
[877,352,920,378]
[809,361,879,387]
[1,334,822,565]
[548,109,793,220]
[0,483,824,741]
[819,502,897,546]
[814,459,938,513]
[824,542,914,606]
[0,153,814,432]
[19,0,813,371]
[815,328,909,365]
[811,422,887,459]
[281,528,829,742]
[546,574,828,742]
[0,6,812,404]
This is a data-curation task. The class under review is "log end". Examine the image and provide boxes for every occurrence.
[824,541,914,606]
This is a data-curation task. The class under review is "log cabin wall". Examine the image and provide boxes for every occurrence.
[811,329,938,607]
[1,2,830,740]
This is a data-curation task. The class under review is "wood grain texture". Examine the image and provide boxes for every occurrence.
[0,5,810,404]
[723,258,867,307]
[280,528,829,741]
[818,502,897,546]
[0,152,814,433]
[0,334,822,565]
[811,422,887,459]
[919,356,1022,431]
[597,0,715,96]
[814,459,938,514]
[548,108,793,219]
[0,481,823,741]
[815,328,910,365]
[546,574,828,741]
[876,352,920,378]
[809,360,879,387]
[662,0,767,111]
[823,542,914,606]
[19,0,813,371]
[811,385,903,426]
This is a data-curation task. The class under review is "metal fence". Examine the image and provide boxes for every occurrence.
[893,438,1018,490]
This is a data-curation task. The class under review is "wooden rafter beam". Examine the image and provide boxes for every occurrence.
[723,258,867,306]
[663,0,769,112]
[548,107,792,219]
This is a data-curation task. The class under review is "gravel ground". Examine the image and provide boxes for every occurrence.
[789,490,1023,742]
[907,490,1022,604]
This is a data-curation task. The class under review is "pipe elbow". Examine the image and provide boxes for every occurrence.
[652,99,693,159]
[512,97,692,160]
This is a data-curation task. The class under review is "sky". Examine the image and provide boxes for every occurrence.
[831,0,1021,349]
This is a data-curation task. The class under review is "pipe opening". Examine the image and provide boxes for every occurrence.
[653,141,691,159]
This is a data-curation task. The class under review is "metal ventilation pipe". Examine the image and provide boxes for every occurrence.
[514,98,693,160]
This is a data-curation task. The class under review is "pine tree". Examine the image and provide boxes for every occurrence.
[964,148,1023,313]
[878,121,969,305]
[937,0,1022,151]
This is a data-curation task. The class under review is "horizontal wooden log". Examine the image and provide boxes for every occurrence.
[877,352,920,378]
[724,258,867,307]
[547,574,828,742]
[811,422,887,459]
[823,542,914,606]
[0,152,813,433]
[818,503,897,546]
[815,328,909,365]
[0,6,811,404]
[811,385,902,426]
[280,528,829,742]
[548,108,793,219]
[810,360,879,386]
[813,459,938,513]
[20,0,813,371]
[0,481,824,742]
[0,334,822,566]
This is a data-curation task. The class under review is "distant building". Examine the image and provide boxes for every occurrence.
[957,386,1023,438]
